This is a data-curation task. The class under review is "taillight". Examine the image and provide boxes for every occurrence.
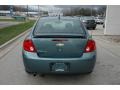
[85,40,96,53]
[23,39,36,52]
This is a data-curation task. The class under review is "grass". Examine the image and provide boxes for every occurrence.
[0,20,35,45]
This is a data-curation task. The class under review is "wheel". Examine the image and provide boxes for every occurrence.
[85,70,93,75]
[39,74,45,77]
[87,27,89,30]
[103,25,105,28]
[25,68,33,74]
[92,27,96,30]
[25,69,38,76]
[87,71,92,74]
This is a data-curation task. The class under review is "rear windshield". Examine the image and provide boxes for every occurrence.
[34,19,86,35]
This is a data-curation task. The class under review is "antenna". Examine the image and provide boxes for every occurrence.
[58,14,60,20]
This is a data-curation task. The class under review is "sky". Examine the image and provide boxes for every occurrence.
[29,5,62,12]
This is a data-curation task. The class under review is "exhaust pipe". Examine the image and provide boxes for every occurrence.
[33,73,45,77]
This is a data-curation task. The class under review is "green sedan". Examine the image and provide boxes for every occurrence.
[22,16,96,76]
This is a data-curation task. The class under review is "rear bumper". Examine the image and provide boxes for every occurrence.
[22,51,96,74]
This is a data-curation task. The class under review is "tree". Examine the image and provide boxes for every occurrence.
[97,6,106,16]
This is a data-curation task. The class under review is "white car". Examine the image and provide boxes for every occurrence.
[95,17,104,24]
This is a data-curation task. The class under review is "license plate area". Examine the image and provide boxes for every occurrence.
[50,63,69,72]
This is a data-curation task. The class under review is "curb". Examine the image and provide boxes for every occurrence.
[0,28,31,51]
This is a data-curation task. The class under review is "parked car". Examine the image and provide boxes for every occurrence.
[103,21,105,28]
[103,23,105,28]
[80,16,97,30]
[22,16,96,76]
[95,17,104,24]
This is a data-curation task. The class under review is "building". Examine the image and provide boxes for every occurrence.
[0,10,40,17]
[0,10,11,16]
[104,5,120,35]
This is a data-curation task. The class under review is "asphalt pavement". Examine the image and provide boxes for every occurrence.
[0,25,120,85]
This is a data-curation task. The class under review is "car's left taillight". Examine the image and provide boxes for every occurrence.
[23,39,36,52]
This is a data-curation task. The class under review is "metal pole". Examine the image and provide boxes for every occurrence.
[10,5,13,17]
[91,5,93,16]
[38,5,40,16]
[27,5,28,17]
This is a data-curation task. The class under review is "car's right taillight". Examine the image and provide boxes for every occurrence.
[84,40,96,53]
[23,39,36,52]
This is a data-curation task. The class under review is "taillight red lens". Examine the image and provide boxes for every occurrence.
[85,40,96,53]
[23,39,36,52]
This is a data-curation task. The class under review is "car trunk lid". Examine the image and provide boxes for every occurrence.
[32,35,87,58]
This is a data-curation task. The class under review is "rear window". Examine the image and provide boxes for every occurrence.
[34,19,85,35]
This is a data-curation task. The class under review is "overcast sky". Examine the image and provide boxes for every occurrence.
[29,5,62,11]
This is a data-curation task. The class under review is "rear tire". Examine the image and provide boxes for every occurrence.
[25,69,33,74]
[92,27,96,30]
[85,70,93,74]
[39,74,45,77]
[103,25,105,28]
[86,27,89,29]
